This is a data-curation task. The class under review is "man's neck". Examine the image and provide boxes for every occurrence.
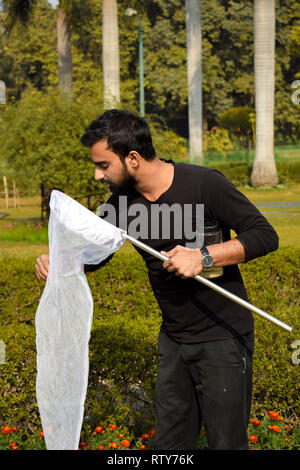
[134,158,174,202]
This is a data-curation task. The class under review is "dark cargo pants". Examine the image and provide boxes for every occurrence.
[154,329,254,450]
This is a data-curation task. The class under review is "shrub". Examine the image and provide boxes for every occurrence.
[219,106,255,136]
[205,160,300,187]
[203,127,234,154]
[0,88,108,203]
[0,247,299,438]
[0,416,298,450]
[247,412,300,450]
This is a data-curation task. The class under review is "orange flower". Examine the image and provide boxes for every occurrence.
[149,428,155,438]
[9,442,18,450]
[140,444,146,450]
[121,439,130,448]
[109,424,118,430]
[109,442,118,449]
[79,441,86,448]
[249,435,258,443]
[250,419,260,427]
[269,425,281,433]
[2,426,12,435]
[268,411,279,421]
[40,431,44,438]
[286,438,290,443]
[141,433,149,441]
[97,445,105,450]
[94,426,104,434]
[284,425,290,432]
[12,427,18,433]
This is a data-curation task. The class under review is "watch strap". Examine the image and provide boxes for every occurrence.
[200,246,210,257]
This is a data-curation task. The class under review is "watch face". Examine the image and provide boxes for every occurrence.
[202,255,213,268]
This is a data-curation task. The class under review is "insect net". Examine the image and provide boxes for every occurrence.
[35,190,125,450]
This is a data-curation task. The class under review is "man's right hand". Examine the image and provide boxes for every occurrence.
[35,254,49,281]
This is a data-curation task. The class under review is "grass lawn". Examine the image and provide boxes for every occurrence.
[0,183,300,258]
[241,183,300,248]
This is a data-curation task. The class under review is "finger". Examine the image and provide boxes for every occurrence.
[40,254,50,268]
[35,266,46,281]
[161,250,172,258]
[35,261,48,281]
[37,262,48,279]
[161,246,179,257]
[163,258,176,269]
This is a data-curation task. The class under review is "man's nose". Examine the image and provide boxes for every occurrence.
[95,167,105,181]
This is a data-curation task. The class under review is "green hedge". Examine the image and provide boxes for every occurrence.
[0,248,299,436]
[205,161,300,186]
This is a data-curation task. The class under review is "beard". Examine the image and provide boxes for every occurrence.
[104,163,136,194]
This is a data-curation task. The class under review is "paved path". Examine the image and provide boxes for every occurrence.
[255,201,300,216]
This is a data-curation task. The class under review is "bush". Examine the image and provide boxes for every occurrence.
[206,160,300,187]
[0,248,299,439]
[1,415,298,450]
[0,88,108,202]
[203,127,234,154]
[219,106,255,136]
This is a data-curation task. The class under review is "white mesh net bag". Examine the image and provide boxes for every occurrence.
[35,190,125,450]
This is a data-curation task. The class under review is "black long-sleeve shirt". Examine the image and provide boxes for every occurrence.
[85,160,279,343]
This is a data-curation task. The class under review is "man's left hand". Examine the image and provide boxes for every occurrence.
[161,245,203,279]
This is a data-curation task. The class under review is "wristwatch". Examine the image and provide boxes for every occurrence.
[200,246,214,268]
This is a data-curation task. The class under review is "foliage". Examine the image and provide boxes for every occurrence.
[0,247,299,439]
[79,423,151,451]
[0,0,299,141]
[203,126,234,154]
[0,88,108,203]
[1,415,298,450]
[247,412,300,450]
[219,106,255,136]
[200,160,300,187]
[0,88,190,199]
[0,0,58,99]
[239,250,300,419]
[0,220,48,243]
[0,422,150,450]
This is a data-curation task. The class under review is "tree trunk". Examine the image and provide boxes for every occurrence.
[185,0,203,164]
[250,0,278,187]
[102,0,120,109]
[57,7,73,98]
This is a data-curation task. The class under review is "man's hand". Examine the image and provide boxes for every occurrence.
[161,245,203,279]
[35,254,49,281]
[161,239,246,279]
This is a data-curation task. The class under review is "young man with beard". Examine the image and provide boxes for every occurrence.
[35,109,279,450]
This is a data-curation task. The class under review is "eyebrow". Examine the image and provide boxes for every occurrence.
[91,160,108,166]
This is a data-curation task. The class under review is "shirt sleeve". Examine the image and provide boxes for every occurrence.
[202,169,279,262]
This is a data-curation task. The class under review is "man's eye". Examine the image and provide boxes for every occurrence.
[96,164,108,169]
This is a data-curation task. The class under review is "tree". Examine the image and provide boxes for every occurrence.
[4,0,73,98]
[102,0,120,108]
[57,3,73,98]
[185,0,202,163]
[250,0,278,187]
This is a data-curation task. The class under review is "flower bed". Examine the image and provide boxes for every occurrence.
[247,411,300,450]
[1,411,299,450]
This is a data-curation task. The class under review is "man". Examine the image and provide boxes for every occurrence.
[35,109,279,450]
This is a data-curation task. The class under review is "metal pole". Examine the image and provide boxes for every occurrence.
[121,232,293,333]
[138,16,145,117]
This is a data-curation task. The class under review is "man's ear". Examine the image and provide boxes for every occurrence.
[126,150,141,168]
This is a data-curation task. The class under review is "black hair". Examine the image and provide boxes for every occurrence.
[81,109,156,162]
